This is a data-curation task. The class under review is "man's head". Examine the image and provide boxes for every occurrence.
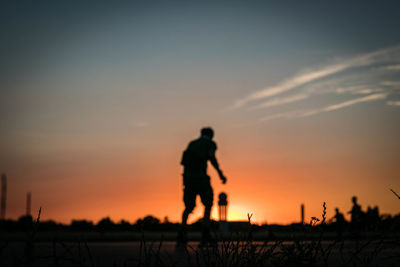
[352,196,357,204]
[201,127,214,139]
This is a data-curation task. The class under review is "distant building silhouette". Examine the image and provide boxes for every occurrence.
[218,192,228,232]
[1,174,6,219]
[218,192,228,221]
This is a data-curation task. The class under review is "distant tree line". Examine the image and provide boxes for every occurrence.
[0,215,228,232]
[0,215,182,232]
[1,211,399,233]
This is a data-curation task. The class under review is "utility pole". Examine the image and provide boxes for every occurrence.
[1,174,6,219]
[301,204,305,224]
[26,192,31,217]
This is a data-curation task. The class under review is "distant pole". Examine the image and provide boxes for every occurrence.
[301,204,305,224]
[1,174,6,219]
[26,192,31,216]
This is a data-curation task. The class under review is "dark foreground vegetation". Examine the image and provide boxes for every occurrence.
[1,205,400,266]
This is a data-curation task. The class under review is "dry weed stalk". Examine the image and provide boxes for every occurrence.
[390,188,400,199]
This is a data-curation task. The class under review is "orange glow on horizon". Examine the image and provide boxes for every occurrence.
[3,120,400,225]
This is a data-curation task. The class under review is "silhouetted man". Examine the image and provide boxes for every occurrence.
[348,196,364,237]
[177,127,227,246]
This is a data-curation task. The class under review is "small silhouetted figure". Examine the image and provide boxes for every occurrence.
[333,208,346,238]
[348,196,364,236]
[177,127,227,247]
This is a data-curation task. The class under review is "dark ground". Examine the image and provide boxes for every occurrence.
[1,233,400,266]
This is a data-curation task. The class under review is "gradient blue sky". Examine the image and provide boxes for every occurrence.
[1,1,400,224]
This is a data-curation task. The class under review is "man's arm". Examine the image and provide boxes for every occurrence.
[209,152,227,184]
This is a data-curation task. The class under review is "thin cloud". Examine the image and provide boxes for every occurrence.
[260,93,388,122]
[230,45,400,124]
[335,86,383,95]
[134,122,149,128]
[351,88,384,95]
[335,85,366,94]
[251,93,309,110]
[233,64,348,109]
[259,110,302,122]
[387,100,400,106]
[384,64,400,70]
[381,81,400,87]
[231,45,400,109]
[322,93,387,112]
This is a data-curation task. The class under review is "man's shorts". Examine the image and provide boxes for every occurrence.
[183,174,213,210]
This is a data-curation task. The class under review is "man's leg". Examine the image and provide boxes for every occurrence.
[177,208,192,246]
[178,185,195,246]
[182,185,196,225]
[182,206,193,226]
[203,205,211,224]
[201,204,212,243]
[199,183,214,245]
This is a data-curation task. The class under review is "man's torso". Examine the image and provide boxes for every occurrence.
[181,136,217,183]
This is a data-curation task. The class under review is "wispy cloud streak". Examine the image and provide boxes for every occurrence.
[231,45,400,125]
[387,100,400,106]
[322,93,387,112]
[381,81,400,87]
[251,93,309,109]
[234,64,348,108]
[384,64,400,70]
[232,46,400,109]
[260,93,388,122]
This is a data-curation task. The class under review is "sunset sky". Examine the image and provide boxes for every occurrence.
[1,1,400,225]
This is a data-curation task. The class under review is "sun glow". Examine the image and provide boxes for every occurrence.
[210,203,258,222]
